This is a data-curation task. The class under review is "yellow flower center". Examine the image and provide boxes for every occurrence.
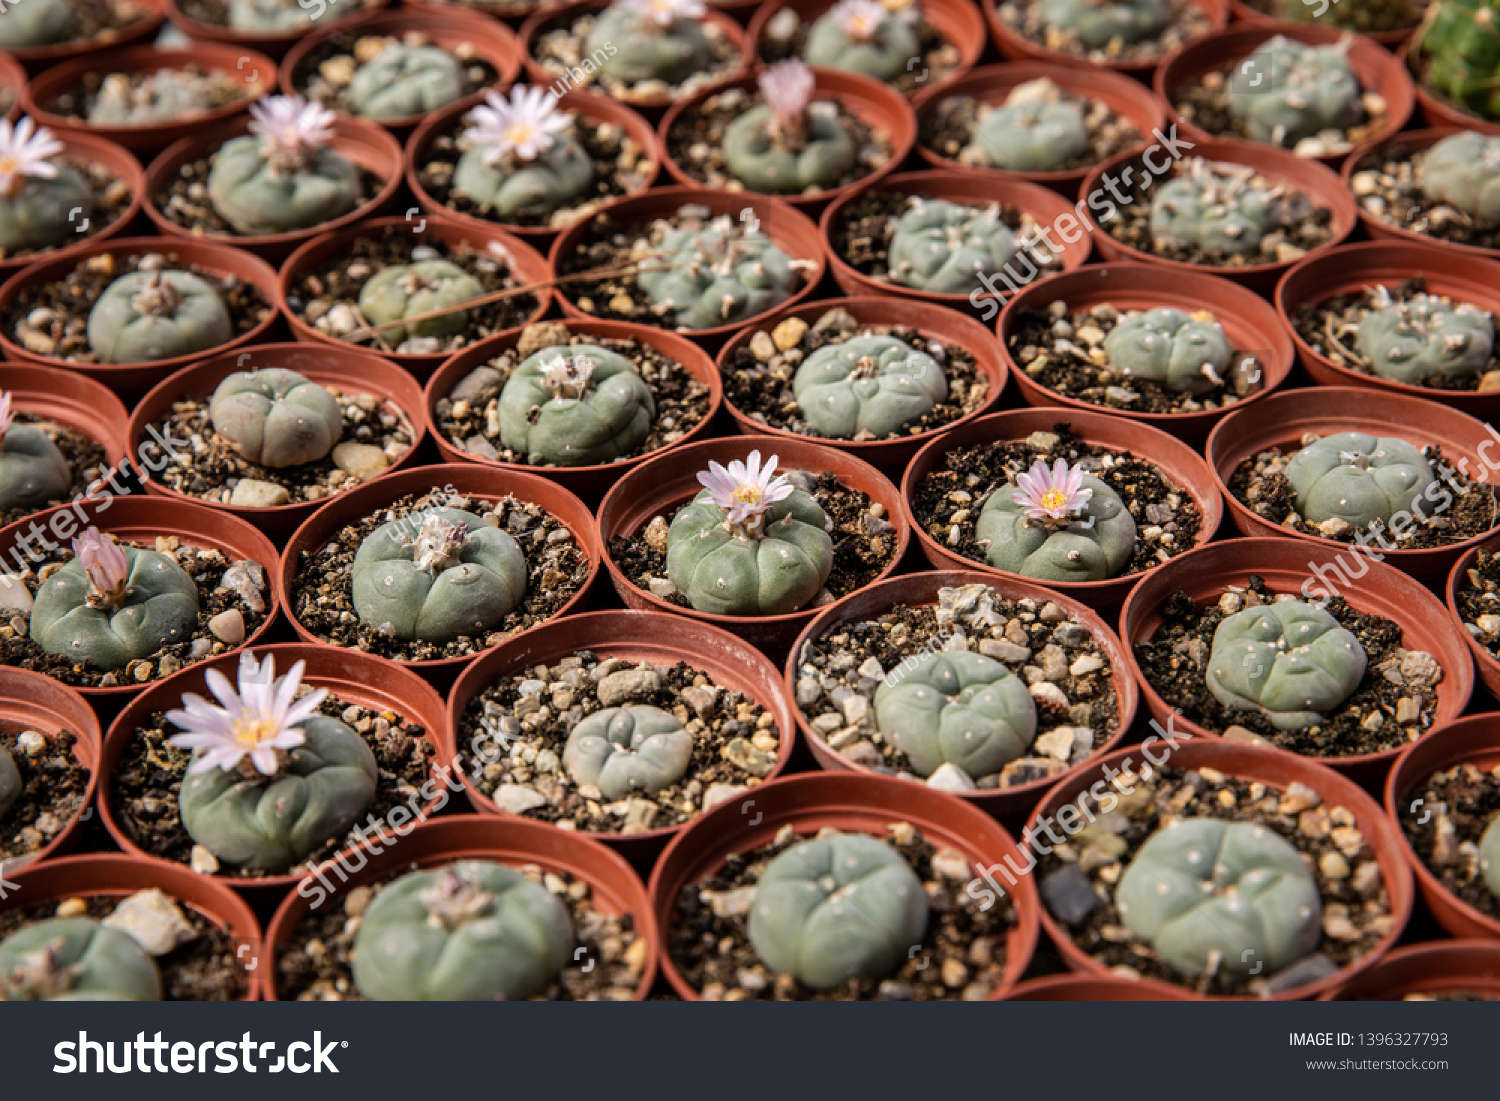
[233,715,276,749]
[1040,490,1069,512]
[505,123,536,146]
[0,155,17,178]
[732,482,763,507]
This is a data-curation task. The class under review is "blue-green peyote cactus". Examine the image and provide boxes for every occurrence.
[562,705,694,799]
[496,345,655,466]
[352,861,574,1001]
[357,260,484,346]
[1036,0,1169,48]
[227,0,313,31]
[637,219,804,330]
[1354,289,1496,387]
[0,919,161,1001]
[1152,159,1303,258]
[803,0,921,81]
[89,72,214,125]
[1420,131,1500,224]
[0,393,72,512]
[872,650,1037,779]
[975,98,1091,173]
[208,367,343,470]
[1206,601,1367,729]
[1116,818,1323,976]
[886,200,1020,296]
[1480,815,1500,895]
[454,88,594,218]
[0,745,20,821]
[0,118,93,255]
[347,45,466,119]
[975,460,1137,582]
[722,106,856,195]
[1102,308,1233,394]
[1227,36,1363,148]
[0,0,70,47]
[86,271,233,364]
[791,334,948,439]
[587,0,714,86]
[748,834,928,990]
[1284,431,1437,529]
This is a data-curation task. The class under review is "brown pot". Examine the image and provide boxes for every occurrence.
[21,45,276,159]
[0,49,28,121]
[1081,137,1359,295]
[1005,974,1195,999]
[277,214,551,382]
[910,62,1168,195]
[648,771,1041,999]
[819,170,1094,310]
[0,362,130,481]
[1033,738,1412,999]
[4,853,261,1000]
[596,434,910,660]
[100,642,451,899]
[0,496,283,705]
[1403,34,1500,137]
[260,814,659,1000]
[783,569,1139,829]
[5,0,166,74]
[278,8,523,139]
[657,68,916,218]
[398,0,570,24]
[1228,0,1422,48]
[900,407,1225,619]
[1206,385,1500,585]
[998,261,1295,450]
[0,237,284,400]
[714,295,1008,479]
[424,318,723,503]
[1446,542,1500,704]
[163,0,394,60]
[277,462,601,682]
[404,89,661,249]
[1154,21,1415,169]
[1320,940,1500,1000]
[548,187,828,349]
[126,342,427,538]
[444,609,797,866]
[984,0,1229,78]
[142,113,404,264]
[0,668,101,872]
[1118,536,1475,790]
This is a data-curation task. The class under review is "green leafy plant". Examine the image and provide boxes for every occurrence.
[1420,130,1500,223]
[562,704,694,799]
[89,72,213,125]
[1283,430,1437,529]
[0,117,93,254]
[974,80,1091,172]
[86,271,233,364]
[1354,287,1496,386]
[227,0,313,31]
[886,199,1020,296]
[1102,307,1233,393]
[1151,158,1311,258]
[0,0,70,47]
[0,391,72,513]
[1418,0,1500,122]
[1227,36,1363,148]
[723,60,856,195]
[803,0,920,81]
[357,260,483,347]
[587,0,714,85]
[0,744,20,822]
[0,919,161,1001]
[453,86,594,217]
[637,216,805,330]
[496,346,655,466]
[791,334,947,439]
[1036,0,1169,48]
[974,458,1137,582]
[207,367,343,470]
[347,43,466,119]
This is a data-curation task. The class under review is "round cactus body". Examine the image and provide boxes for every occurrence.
[975,99,1090,173]
[1036,0,1169,48]
[1419,1,1500,122]
[0,745,20,822]
[587,6,713,85]
[803,10,920,81]
[1151,171,1282,257]
[352,860,574,1001]
[0,0,71,47]
[89,72,214,125]
[227,0,313,31]
[1205,601,1367,730]
[1354,293,1495,386]
[454,135,594,218]
[791,334,948,439]
[1227,36,1363,148]
[86,270,233,365]
[1102,308,1233,394]
[975,474,1137,582]
[208,367,342,469]
[357,260,484,346]
[208,133,362,237]
[1284,431,1437,529]
[886,199,1019,296]
[1116,818,1323,976]
[496,343,655,467]
[1420,131,1500,224]
[722,105,856,194]
[637,222,803,330]
[1480,814,1500,895]
[346,44,466,119]
[748,834,928,990]
[0,422,71,513]
[873,650,1037,778]
[562,704,694,799]
[0,163,92,254]
[0,919,162,1001]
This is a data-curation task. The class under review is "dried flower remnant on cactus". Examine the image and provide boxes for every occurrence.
[759,59,817,143]
[166,651,325,781]
[1353,286,1496,387]
[455,87,593,217]
[403,513,472,575]
[541,353,595,401]
[636,213,809,329]
[723,60,857,194]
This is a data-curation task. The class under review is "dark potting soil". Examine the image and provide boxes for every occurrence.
[0,163,131,265]
[435,322,712,467]
[456,651,780,833]
[154,157,384,240]
[0,725,89,865]
[0,412,109,530]
[290,29,499,118]
[1455,550,1500,661]
[670,822,1019,1000]
[1350,146,1500,251]
[176,0,382,27]
[274,863,647,1000]
[910,428,1202,576]
[1036,763,1394,996]
[0,536,272,690]
[1243,0,1423,33]
[530,9,742,103]
[45,0,153,45]
[42,64,249,122]
[7,249,273,364]
[288,487,590,663]
[757,9,959,96]
[0,895,250,1000]
[992,0,1212,62]
[113,690,437,879]
[1134,575,1441,756]
[919,89,1144,172]
[1401,761,1500,919]
[609,470,900,608]
[1173,68,1386,157]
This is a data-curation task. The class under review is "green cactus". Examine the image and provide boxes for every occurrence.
[637,221,804,330]
[226,0,313,31]
[974,472,1137,582]
[0,419,72,513]
[885,200,1020,296]
[791,334,948,439]
[1151,159,1304,258]
[1228,36,1363,148]
[1206,601,1367,730]
[356,260,484,346]
[454,138,593,218]
[722,107,856,195]
[352,861,574,1001]
[347,44,467,119]
[1036,0,1169,48]
[0,919,161,1001]
[0,164,92,255]
[1102,308,1233,394]
[1117,818,1322,976]
[86,270,233,365]
[350,508,527,642]
[562,705,694,800]
[208,131,361,238]
[89,72,214,125]
[1354,290,1496,386]
[872,650,1037,779]
[208,368,342,470]
[803,2,921,81]
[1480,814,1500,895]
[975,99,1091,173]
[1418,0,1500,122]
[1420,131,1500,223]
[1284,431,1437,529]
[496,344,655,467]
[748,834,928,990]
[587,4,713,86]
[0,0,71,47]
[0,745,20,821]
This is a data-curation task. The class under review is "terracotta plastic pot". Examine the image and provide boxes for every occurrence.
[1403,35,1500,137]
[0,49,29,121]
[100,643,450,899]
[1154,21,1415,168]
[1118,536,1475,790]
[597,434,910,659]
[1081,137,1358,295]
[399,0,573,24]
[548,187,828,349]
[819,170,1094,309]
[21,45,276,159]
[783,569,1139,829]
[984,0,1229,78]
[1032,738,1412,999]
[1446,542,1500,703]
[404,89,660,247]
[1207,385,1500,585]
[648,771,1041,999]
[0,362,130,480]
[1228,0,1422,48]
[0,237,284,399]
[1005,974,1194,999]
[997,261,1294,449]
[910,62,1168,195]
[260,815,659,1000]
[445,609,797,866]
[126,342,427,538]
[901,407,1225,619]
[424,318,723,503]
[658,67,916,217]
[5,0,166,74]
[278,214,551,382]
[277,462,601,682]
[3,853,261,1000]
[163,0,393,60]
[1321,940,1500,1000]
[714,295,1008,479]
[142,113,404,264]
[0,668,101,872]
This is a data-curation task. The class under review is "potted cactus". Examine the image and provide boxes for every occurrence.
[0,384,117,530]
[0,0,163,71]
[1409,0,1500,133]
[0,366,127,528]
[163,0,390,59]
[0,668,100,873]
[1320,940,1500,1000]
[1231,0,1426,45]
[984,0,1228,77]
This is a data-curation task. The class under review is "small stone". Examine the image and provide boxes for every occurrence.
[345,886,373,917]
[772,317,808,351]
[1029,682,1069,711]
[700,886,756,918]
[101,890,198,958]
[1218,591,1243,615]
[680,685,717,721]
[1222,725,1268,746]
[228,479,290,508]
[724,737,774,778]
[331,442,389,482]
[703,783,748,811]
[492,785,549,814]
[465,436,499,461]
[643,515,670,553]
[647,577,678,599]
[843,741,881,768]
[449,365,503,405]
[0,574,32,616]
[1317,517,1351,538]
[597,668,662,706]
[839,695,869,725]
[999,757,1067,786]
[1480,371,1500,394]
[1319,851,1349,879]
[1279,781,1321,814]
[56,898,88,918]
[941,959,968,989]
[979,638,1030,663]
[749,331,777,360]
[16,730,45,756]
[1069,654,1105,676]
[929,848,970,880]
[927,762,976,792]
[1041,865,1099,926]
[218,562,266,615]
[623,799,658,832]
[189,845,219,875]
[795,677,820,707]
[1400,651,1441,688]
[1033,727,1077,762]
[1396,697,1421,723]
[208,609,244,645]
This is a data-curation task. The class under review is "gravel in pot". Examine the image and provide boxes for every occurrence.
[0,726,90,868]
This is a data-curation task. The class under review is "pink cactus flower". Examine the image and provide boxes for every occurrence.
[166,651,327,778]
[1012,458,1093,522]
